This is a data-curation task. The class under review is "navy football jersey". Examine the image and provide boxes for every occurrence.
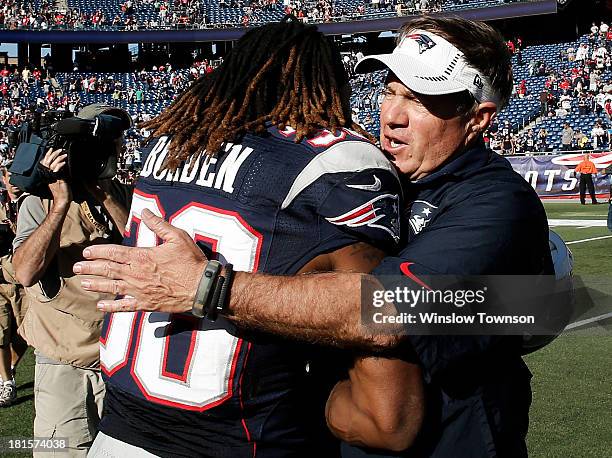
[99,126,402,457]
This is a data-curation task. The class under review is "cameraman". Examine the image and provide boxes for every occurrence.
[0,163,28,407]
[11,104,132,456]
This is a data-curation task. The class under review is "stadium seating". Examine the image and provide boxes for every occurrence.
[58,32,607,147]
[442,0,507,11]
[2,0,534,29]
[54,71,187,117]
[66,0,160,26]
[508,34,611,151]
[2,27,608,156]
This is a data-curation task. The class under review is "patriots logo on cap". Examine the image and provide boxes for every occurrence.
[473,74,484,90]
[326,194,400,242]
[405,34,437,54]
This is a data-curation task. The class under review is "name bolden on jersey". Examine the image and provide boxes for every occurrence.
[140,136,253,194]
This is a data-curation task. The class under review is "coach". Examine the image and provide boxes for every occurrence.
[77,17,553,457]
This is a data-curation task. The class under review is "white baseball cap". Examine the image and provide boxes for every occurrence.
[355,30,502,107]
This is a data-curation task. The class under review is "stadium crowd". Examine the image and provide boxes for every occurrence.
[0,59,224,184]
[0,0,488,29]
[485,118,612,155]
[486,26,612,154]
[2,18,612,175]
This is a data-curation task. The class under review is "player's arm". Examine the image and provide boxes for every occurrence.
[326,356,424,452]
[302,244,424,451]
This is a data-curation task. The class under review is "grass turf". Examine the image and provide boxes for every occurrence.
[0,202,610,457]
[0,347,34,456]
[524,202,611,457]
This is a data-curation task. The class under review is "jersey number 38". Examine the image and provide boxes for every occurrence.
[100,190,263,411]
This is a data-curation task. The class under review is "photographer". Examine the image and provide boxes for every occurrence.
[0,164,28,407]
[11,104,132,456]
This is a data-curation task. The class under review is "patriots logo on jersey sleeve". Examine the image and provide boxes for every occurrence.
[326,194,400,242]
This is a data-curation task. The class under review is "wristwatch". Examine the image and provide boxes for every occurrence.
[192,260,221,318]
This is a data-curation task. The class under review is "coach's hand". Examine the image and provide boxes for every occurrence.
[73,208,207,314]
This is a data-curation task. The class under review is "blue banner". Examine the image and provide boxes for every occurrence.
[506,152,612,198]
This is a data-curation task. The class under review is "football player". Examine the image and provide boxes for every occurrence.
[87,19,422,457]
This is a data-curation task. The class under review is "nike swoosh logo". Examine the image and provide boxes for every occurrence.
[399,262,432,290]
[346,175,382,192]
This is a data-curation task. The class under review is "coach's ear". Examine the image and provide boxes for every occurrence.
[473,102,497,131]
[465,102,497,145]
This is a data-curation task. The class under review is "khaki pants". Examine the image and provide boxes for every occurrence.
[0,282,27,346]
[34,361,105,458]
[0,298,10,347]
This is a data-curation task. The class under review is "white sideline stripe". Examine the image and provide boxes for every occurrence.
[565,312,612,330]
[566,235,612,245]
[548,219,608,227]
[561,213,609,217]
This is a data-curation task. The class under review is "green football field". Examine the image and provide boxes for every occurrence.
[525,202,612,458]
[0,202,610,457]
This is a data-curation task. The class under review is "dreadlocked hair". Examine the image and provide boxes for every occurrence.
[140,17,372,171]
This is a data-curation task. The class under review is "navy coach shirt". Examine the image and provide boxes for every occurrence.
[344,141,553,458]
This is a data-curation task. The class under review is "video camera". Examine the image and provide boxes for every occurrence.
[8,107,130,198]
